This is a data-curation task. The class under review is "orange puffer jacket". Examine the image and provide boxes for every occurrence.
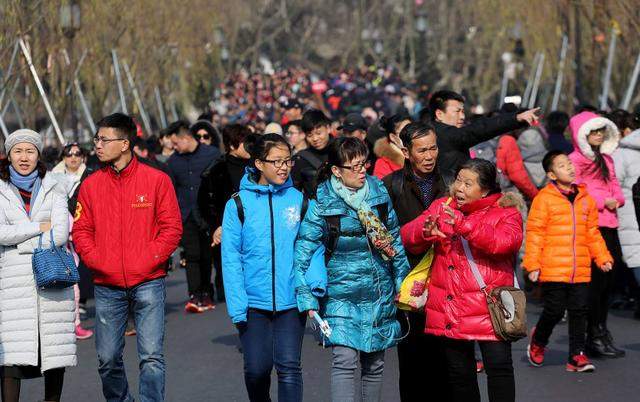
[523,183,612,283]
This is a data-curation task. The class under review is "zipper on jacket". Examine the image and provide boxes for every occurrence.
[268,192,276,313]
[570,201,577,284]
[118,174,128,288]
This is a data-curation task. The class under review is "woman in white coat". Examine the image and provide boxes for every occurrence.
[614,126,640,319]
[0,129,76,402]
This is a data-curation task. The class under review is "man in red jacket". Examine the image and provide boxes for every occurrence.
[73,113,182,402]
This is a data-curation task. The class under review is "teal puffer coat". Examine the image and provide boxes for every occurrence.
[294,176,410,352]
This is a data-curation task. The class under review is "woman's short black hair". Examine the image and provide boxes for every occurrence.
[222,124,252,152]
[60,142,86,159]
[379,113,411,137]
[456,158,500,194]
[301,109,332,134]
[317,137,369,184]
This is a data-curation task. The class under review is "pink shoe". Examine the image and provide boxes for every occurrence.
[75,324,94,340]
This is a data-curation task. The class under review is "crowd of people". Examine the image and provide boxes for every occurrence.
[0,63,639,402]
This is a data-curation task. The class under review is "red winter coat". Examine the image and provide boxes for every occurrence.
[73,156,183,288]
[400,193,523,341]
[496,135,539,200]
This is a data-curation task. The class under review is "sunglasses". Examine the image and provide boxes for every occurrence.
[64,151,83,157]
[197,134,211,140]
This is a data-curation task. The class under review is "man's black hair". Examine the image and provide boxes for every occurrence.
[545,111,570,134]
[96,113,137,144]
[301,109,332,134]
[165,120,194,138]
[428,90,465,120]
[542,150,566,173]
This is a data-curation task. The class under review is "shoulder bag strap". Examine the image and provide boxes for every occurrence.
[460,237,487,291]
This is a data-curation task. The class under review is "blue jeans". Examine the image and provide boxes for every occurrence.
[95,278,166,402]
[238,308,306,402]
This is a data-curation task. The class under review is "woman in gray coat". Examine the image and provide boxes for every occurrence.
[0,129,76,402]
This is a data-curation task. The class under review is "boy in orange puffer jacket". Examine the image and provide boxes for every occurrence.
[523,150,612,373]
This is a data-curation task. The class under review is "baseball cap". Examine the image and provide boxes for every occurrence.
[338,113,368,132]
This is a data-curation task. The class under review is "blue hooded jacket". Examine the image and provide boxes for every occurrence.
[221,168,304,324]
[294,176,410,352]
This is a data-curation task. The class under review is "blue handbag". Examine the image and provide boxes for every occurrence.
[32,229,80,289]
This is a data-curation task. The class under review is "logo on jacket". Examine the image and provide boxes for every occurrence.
[283,205,301,230]
[132,194,152,208]
[74,201,83,222]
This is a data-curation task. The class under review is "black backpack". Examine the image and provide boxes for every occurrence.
[232,193,388,265]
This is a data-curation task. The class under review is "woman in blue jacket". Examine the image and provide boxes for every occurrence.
[294,137,410,402]
[221,134,306,402]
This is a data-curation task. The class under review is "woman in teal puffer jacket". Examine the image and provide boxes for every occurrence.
[294,137,410,402]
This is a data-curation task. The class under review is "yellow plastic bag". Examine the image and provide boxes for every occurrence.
[396,247,434,312]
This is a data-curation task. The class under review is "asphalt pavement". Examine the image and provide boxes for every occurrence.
[19,271,640,402]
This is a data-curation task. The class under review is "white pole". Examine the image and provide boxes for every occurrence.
[111,50,128,114]
[528,53,545,108]
[0,40,20,109]
[600,27,617,110]
[61,49,95,133]
[551,35,569,111]
[621,52,640,110]
[169,98,179,121]
[499,66,509,108]
[122,61,152,135]
[18,38,64,144]
[154,86,168,128]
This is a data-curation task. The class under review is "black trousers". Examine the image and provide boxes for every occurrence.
[396,311,449,402]
[533,282,589,356]
[439,337,514,402]
[589,227,624,329]
[181,214,213,297]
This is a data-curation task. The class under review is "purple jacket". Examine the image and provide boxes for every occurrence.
[569,111,624,228]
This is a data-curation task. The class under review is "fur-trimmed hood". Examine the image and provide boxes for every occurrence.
[373,137,405,167]
[569,111,619,160]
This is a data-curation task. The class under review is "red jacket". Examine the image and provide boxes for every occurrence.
[496,135,539,200]
[400,193,523,341]
[73,156,182,288]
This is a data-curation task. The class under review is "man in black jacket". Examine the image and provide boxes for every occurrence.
[426,90,539,184]
[291,109,333,198]
[197,124,256,302]
[383,121,448,402]
[167,121,221,313]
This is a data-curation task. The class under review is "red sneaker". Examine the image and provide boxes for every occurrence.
[185,296,203,313]
[527,327,545,367]
[476,360,484,373]
[566,352,595,373]
[199,295,216,311]
[75,324,94,340]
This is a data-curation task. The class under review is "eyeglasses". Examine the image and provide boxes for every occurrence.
[338,161,371,173]
[285,130,302,137]
[93,136,127,145]
[64,151,83,157]
[197,134,211,140]
[260,158,295,169]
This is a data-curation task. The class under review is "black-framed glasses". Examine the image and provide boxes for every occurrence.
[338,161,371,172]
[93,136,127,145]
[260,158,295,169]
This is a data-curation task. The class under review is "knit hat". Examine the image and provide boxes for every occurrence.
[4,129,43,154]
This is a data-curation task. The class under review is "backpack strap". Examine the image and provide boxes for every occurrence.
[297,150,324,170]
[324,215,341,266]
[232,193,244,225]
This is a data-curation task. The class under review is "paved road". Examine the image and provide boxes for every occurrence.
[20,271,640,401]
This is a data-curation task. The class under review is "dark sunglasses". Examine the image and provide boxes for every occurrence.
[197,134,211,140]
[64,151,83,157]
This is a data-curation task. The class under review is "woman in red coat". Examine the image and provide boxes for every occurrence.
[401,158,523,402]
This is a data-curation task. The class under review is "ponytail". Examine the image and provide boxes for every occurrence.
[592,147,610,182]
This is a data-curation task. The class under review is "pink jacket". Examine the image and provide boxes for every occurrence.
[568,111,624,228]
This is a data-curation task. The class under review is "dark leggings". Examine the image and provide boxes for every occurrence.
[440,337,514,402]
[0,368,65,402]
[589,227,624,329]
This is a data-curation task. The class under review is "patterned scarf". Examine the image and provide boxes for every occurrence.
[330,175,397,260]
